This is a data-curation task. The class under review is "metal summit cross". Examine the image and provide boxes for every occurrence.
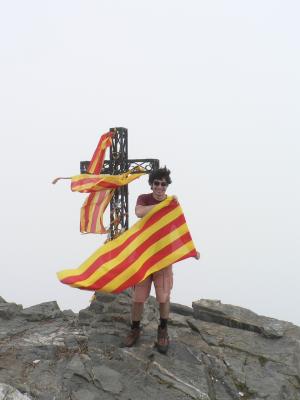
[80,127,159,239]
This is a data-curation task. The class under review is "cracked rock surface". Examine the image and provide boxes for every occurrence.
[0,293,300,400]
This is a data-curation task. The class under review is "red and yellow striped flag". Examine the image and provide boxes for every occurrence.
[80,190,114,234]
[74,170,145,234]
[57,196,197,293]
[71,171,146,193]
[87,132,113,174]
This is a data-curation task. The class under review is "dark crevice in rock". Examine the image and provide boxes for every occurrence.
[194,311,262,334]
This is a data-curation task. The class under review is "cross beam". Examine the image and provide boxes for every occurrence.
[80,127,159,239]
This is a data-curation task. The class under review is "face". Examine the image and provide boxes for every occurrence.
[152,178,168,198]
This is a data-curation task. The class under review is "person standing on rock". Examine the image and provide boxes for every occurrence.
[123,166,200,353]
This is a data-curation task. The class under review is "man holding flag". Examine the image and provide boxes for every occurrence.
[54,131,200,354]
[123,167,200,354]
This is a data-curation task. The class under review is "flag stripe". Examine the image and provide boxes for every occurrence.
[87,133,112,174]
[80,193,93,232]
[72,180,119,192]
[90,192,102,232]
[112,235,195,293]
[92,193,103,233]
[71,172,145,193]
[57,197,198,292]
[94,190,114,233]
[69,226,189,291]
[73,230,192,292]
[81,192,97,233]
[100,227,190,292]
[83,193,94,230]
[95,228,191,292]
[78,207,182,282]
[59,201,180,282]
[140,244,196,279]
[80,190,114,234]
[80,132,112,233]
[72,214,187,289]
[58,198,176,279]
[60,241,196,294]
[87,194,97,232]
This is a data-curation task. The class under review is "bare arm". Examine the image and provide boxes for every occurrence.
[135,204,155,218]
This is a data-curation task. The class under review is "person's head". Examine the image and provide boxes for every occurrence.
[149,167,172,197]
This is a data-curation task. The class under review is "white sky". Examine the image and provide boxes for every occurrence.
[0,1,299,325]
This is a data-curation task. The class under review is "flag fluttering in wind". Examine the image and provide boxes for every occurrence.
[87,132,113,174]
[57,196,197,293]
[80,190,114,234]
[77,170,145,233]
[52,132,146,234]
[81,131,114,233]
[71,171,146,193]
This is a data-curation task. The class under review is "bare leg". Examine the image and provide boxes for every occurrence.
[131,302,144,322]
[159,300,170,319]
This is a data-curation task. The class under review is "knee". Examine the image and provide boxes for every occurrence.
[158,296,170,305]
[159,300,169,305]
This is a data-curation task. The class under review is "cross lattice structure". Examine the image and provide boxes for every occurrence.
[80,127,160,239]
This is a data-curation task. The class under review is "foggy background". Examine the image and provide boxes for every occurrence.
[0,1,299,324]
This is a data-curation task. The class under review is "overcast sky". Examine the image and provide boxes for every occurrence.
[0,1,299,325]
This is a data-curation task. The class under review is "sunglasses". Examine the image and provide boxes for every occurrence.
[153,180,168,187]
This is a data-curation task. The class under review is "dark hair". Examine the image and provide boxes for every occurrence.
[148,166,172,186]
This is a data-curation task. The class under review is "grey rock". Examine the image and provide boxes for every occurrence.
[192,299,291,338]
[148,358,210,400]
[64,334,80,349]
[261,319,289,338]
[170,302,194,316]
[88,301,105,314]
[62,309,76,319]
[187,317,300,369]
[88,330,121,348]
[64,354,91,382]
[22,301,62,321]
[105,302,130,314]
[0,302,22,319]
[1,293,300,400]
[94,292,117,303]
[0,384,31,400]
[169,312,189,328]
[243,356,299,399]
[71,388,99,400]
[0,296,7,303]
[78,309,95,325]
[92,365,123,394]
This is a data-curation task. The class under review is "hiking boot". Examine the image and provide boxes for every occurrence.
[122,327,141,347]
[157,326,169,354]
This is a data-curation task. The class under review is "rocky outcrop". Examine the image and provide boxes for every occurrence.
[0,293,300,400]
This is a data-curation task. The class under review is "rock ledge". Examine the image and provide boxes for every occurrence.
[0,294,299,400]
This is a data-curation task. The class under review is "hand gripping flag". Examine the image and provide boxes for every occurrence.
[57,196,197,293]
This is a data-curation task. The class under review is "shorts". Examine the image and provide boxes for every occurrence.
[132,265,173,303]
